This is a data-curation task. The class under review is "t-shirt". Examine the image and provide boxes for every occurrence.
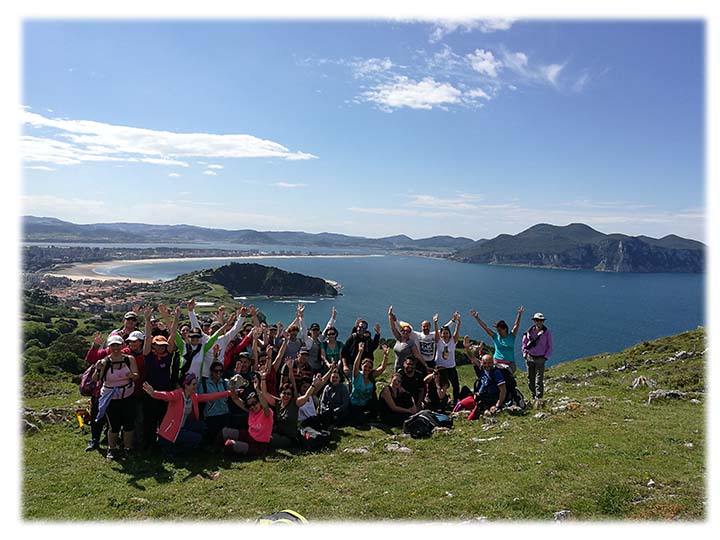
[434,338,456,368]
[181,396,193,427]
[319,382,350,414]
[248,408,273,443]
[298,397,317,422]
[393,340,415,372]
[477,368,506,402]
[492,333,516,362]
[144,351,173,391]
[274,401,299,438]
[398,368,425,401]
[323,341,343,365]
[350,373,374,406]
[413,331,436,365]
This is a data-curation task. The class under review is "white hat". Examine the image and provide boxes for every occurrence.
[532,313,546,320]
[127,331,145,341]
[107,335,124,346]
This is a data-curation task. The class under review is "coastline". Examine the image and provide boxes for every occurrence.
[43,254,374,285]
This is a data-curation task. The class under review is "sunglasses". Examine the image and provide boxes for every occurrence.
[212,369,223,373]
[247,401,259,407]
[281,391,292,396]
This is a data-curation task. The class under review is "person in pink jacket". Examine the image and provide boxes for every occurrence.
[142,373,231,455]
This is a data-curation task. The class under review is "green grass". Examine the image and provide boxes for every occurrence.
[22,329,706,521]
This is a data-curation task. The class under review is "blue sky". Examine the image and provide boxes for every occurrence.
[21,18,705,241]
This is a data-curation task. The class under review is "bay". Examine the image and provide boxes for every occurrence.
[92,254,704,367]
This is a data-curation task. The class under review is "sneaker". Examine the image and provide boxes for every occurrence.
[85,440,99,452]
[106,448,118,460]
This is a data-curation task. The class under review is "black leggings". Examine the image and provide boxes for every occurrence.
[90,395,106,442]
[445,367,460,402]
[106,396,136,434]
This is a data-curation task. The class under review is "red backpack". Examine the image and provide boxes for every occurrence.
[79,363,99,397]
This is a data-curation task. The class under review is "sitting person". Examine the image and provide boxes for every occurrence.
[141,373,231,456]
[422,367,450,412]
[297,370,334,428]
[198,361,232,444]
[348,342,388,425]
[316,366,350,428]
[468,354,507,420]
[397,356,426,405]
[222,389,273,458]
[260,363,322,449]
[378,372,417,426]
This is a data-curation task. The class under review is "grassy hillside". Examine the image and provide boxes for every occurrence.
[22,328,705,521]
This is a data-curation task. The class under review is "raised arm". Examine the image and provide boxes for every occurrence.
[511,306,524,336]
[321,307,337,341]
[433,313,440,342]
[187,298,200,330]
[388,305,402,340]
[142,306,153,356]
[452,312,461,343]
[470,309,495,338]
[167,305,181,354]
[352,342,365,378]
[372,344,389,377]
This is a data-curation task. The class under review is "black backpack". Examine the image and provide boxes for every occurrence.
[403,410,453,439]
[299,426,332,451]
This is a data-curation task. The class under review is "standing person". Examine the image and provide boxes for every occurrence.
[140,306,179,453]
[299,306,336,375]
[521,312,553,400]
[389,308,445,372]
[387,306,424,373]
[433,312,462,403]
[188,300,244,380]
[321,325,346,382]
[108,309,140,342]
[92,335,139,460]
[470,306,524,374]
[342,318,381,365]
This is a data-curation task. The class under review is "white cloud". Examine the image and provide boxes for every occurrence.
[465,88,491,100]
[350,57,394,79]
[274,182,307,189]
[168,173,180,178]
[21,110,318,168]
[429,18,516,43]
[467,49,503,78]
[25,165,54,171]
[207,164,224,169]
[573,73,590,93]
[361,76,462,111]
[540,63,565,85]
[203,170,217,176]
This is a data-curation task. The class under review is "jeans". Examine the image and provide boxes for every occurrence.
[526,355,547,398]
[159,419,206,455]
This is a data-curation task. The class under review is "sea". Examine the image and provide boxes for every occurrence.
[75,247,705,367]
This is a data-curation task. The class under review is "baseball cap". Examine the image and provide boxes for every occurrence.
[532,313,546,320]
[127,331,145,341]
[107,335,124,346]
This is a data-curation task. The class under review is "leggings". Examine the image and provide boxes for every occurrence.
[106,396,136,434]
[90,395,106,442]
[444,367,460,402]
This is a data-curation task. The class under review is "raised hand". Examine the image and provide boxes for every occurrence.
[239,304,247,317]
[142,381,155,394]
[470,309,478,318]
[331,306,337,319]
[252,326,263,338]
[142,305,153,319]
[433,313,439,324]
[358,342,365,353]
[381,343,389,356]
[157,303,169,315]
[132,303,140,315]
[174,305,182,318]
[374,323,381,334]
[187,298,196,312]
[463,335,471,349]
[518,305,524,314]
[92,331,103,347]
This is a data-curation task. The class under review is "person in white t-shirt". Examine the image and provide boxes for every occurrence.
[433,311,461,403]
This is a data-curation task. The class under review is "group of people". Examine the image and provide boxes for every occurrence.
[82,301,553,461]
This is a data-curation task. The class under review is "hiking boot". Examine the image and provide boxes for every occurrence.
[85,440,100,452]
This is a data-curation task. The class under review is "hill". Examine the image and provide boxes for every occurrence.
[195,262,338,297]
[451,223,704,273]
[22,216,475,252]
[22,327,705,521]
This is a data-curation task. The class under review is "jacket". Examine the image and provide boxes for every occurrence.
[150,388,230,443]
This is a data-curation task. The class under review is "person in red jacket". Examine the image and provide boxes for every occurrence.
[142,373,232,456]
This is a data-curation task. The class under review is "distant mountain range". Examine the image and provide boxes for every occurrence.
[21,216,474,252]
[22,217,704,273]
[450,223,704,273]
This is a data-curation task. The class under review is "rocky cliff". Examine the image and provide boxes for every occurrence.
[451,223,704,273]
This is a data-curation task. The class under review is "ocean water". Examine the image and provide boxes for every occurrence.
[94,255,704,367]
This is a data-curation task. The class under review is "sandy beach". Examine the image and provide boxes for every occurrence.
[43,254,378,284]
